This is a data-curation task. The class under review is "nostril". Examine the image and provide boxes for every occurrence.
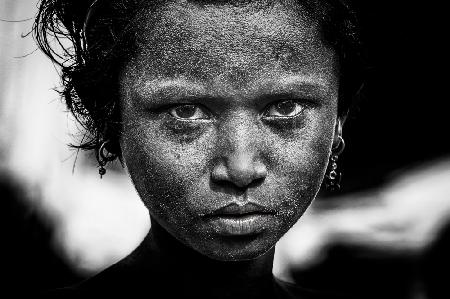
[210,172,266,195]
[211,179,247,196]
[248,177,265,188]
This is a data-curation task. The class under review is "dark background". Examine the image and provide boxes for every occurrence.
[309,4,449,298]
[339,0,447,193]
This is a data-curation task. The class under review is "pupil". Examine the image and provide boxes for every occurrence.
[276,101,295,115]
[176,105,196,118]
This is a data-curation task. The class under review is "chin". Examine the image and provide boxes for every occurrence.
[194,234,277,262]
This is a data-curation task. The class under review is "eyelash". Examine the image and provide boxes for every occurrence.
[167,104,210,120]
[262,99,307,119]
[162,99,309,121]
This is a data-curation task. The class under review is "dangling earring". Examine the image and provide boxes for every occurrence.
[96,140,117,178]
[325,136,345,192]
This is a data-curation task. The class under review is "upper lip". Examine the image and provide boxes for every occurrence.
[205,202,274,217]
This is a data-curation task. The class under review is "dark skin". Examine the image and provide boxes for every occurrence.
[116,0,343,297]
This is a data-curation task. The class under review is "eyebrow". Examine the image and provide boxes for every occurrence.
[145,78,205,93]
[133,74,333,104]
[131,78,210,105]
[268,74,332,94]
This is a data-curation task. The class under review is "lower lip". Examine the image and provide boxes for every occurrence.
[206,214,271,236]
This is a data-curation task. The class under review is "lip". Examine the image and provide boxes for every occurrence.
[203,202,274,236]
[207,202,275,216]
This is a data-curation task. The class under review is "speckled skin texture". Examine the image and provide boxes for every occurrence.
[119,0,340,261]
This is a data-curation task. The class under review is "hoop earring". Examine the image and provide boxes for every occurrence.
[96,140,117,178]
[325,136,345,192]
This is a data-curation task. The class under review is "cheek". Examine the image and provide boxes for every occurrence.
[267,111,335,220]
[120,117,214,226]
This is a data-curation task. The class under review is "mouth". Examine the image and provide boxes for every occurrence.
[203,202,274,236]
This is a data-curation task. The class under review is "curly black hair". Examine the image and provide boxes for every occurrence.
[33,0,364,163]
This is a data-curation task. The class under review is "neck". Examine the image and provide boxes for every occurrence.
[135,219,275,298]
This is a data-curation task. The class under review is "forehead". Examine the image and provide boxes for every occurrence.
[124,0,337,91]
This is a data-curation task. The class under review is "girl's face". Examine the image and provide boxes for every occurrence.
[119,0,339,261]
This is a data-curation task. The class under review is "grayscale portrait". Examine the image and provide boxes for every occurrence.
[0,0,447,298]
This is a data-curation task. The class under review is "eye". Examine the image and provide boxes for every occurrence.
[168,104,209,120]
[264,100,305,118]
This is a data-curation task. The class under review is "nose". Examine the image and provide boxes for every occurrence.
[211,116,267,189]
[212,151,267,189]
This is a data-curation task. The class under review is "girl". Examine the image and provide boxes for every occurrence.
[34,0,363,297]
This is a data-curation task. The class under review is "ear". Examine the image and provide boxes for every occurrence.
[332,116,345,151]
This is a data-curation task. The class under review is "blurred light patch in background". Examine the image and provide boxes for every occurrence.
[0,0,149,276]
